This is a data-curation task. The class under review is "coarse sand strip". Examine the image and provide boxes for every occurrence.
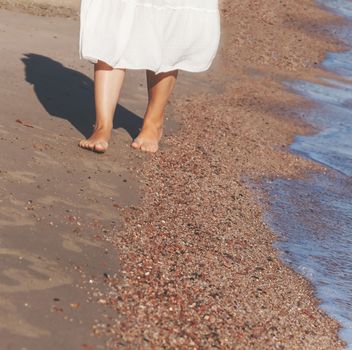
[100,1,347,349]
[0,0,347,348]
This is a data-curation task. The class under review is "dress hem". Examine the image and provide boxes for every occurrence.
[80,54,214,74]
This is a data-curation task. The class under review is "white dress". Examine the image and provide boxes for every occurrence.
[79,0,220,74]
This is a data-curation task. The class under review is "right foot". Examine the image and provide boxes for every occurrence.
[78,127,111,153]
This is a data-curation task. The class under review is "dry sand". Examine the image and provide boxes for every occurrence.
[0,0,79,18]
[0,0,347,349]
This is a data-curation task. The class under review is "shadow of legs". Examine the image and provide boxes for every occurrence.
[22,53,143,139]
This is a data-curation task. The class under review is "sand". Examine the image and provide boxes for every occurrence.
[0,0,347,349]
[0,0,79,18]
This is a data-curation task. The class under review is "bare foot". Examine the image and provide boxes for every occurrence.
[131,123,163,153]
[79,126,111,154]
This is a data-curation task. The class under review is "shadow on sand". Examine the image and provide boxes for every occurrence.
[21,53,143,138]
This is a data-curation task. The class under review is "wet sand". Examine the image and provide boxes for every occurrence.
[0,0,347,349]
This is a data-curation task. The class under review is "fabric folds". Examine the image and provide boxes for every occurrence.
[80,0,220,73]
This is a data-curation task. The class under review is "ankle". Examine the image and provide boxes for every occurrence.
[143,116,164,130]
[144,107,165,126]
[94,123,112,132]
[142,123,163,135]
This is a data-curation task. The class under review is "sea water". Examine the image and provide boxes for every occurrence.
[263,1,352,347]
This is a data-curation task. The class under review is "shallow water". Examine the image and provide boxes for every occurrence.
[263,1,352,348]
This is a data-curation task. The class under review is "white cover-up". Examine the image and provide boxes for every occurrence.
[79,0,220,74]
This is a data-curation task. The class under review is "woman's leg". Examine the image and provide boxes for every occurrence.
[79,61,126,153]
[131,69,178,153]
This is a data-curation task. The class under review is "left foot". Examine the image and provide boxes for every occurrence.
[131,123,163,153]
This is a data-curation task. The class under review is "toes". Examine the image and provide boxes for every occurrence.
[87,142,95,151]
[94,141,108,153]
[141,142,158,153]
[132,138,159,153]
[131,139,142,149]
[79,139,108,153]
[79,140,88,149]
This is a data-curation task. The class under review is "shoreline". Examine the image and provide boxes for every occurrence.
[263,1,352,345]
[0,0,348,348]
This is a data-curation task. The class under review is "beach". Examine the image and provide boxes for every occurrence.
[0,0,347,349]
